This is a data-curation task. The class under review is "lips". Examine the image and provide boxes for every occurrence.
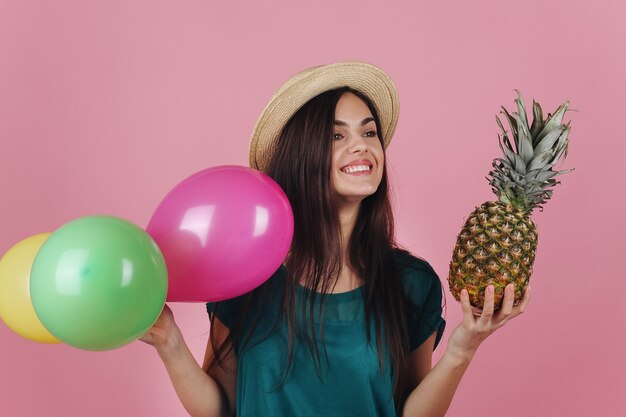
[340,159,373,172]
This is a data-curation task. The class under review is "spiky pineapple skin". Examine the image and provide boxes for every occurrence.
[448,201,537,310]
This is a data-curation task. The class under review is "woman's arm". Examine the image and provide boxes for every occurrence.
[402,283,531,417]
[140,304,233,417]
[202,317,237,415]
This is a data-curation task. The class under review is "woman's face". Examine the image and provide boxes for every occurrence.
[330,92,384,206]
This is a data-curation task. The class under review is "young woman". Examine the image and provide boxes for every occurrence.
[141,62,530,417]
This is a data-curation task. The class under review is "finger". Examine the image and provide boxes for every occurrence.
[494,283,515,323]
[511,284,531,316]
[460,289,475,325]
[478,285,495,324]
[138,332,154,345]
[162,303,173,315]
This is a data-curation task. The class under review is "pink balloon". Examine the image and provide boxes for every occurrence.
[146,166,294,302]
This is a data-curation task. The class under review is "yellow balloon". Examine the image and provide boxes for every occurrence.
[0,233,60,343]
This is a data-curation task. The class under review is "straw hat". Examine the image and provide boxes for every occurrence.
[249,61,399,172]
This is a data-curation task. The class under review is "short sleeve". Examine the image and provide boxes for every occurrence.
[395,250,446,352]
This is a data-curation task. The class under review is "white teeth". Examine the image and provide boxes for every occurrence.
[342,165,371,173]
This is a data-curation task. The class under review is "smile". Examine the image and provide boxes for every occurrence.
[341,165,372,174]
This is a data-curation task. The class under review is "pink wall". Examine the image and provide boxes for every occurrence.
[1,0,624,416]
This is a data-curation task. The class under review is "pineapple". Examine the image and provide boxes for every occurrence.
[448,91,573,310]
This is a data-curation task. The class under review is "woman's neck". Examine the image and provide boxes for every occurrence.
[337,201,361,259]
[336,201,364,291]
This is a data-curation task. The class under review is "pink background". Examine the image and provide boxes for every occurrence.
[1,0,624,416]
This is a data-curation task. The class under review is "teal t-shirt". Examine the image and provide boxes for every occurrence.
[206,251,446,417]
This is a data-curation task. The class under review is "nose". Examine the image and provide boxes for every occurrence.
[347,134,368,153]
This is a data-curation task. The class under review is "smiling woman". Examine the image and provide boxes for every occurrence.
[141,61,530,417]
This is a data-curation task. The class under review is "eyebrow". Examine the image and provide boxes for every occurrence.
[333,117,375,127]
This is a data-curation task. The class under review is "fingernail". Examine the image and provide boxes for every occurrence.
[488,285,494,294]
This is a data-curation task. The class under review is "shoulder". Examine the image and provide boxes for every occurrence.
[393,248,437,276]
[392,248,442,307]
[206,264,287,327]
[392,248,440,289]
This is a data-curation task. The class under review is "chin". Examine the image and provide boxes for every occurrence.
[335,188,378,202]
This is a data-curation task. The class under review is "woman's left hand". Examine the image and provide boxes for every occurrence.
[446,283,531,363]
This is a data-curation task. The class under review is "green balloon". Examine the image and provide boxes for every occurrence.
[30,216,168,351]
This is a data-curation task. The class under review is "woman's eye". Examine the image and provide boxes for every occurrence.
[365,131,378,138]
[333,133,344,140]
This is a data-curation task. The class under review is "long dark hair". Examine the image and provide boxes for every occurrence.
[210,87,413,405]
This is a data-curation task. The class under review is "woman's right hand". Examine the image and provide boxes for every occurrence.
[139,303,181,350]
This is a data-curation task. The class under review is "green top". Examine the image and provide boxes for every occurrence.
[206,251,446,417]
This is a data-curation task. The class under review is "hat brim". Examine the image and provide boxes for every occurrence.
[249,61,399,172]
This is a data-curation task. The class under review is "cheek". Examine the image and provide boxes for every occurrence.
[330,147,339,171]
[377,149,385,170]
[377,154,385,182]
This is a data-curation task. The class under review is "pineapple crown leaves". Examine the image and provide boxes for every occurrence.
[487,90,574,213]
